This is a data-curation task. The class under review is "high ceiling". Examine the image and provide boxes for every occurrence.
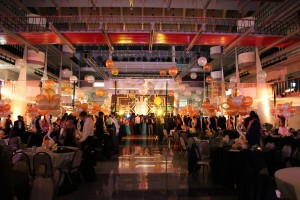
[0,0,299,83]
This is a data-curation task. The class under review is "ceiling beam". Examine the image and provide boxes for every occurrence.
[84,58,109,80]
[0,25,39,52]
[224,27,253,54]
[99,22,114,52]
[259,27,300,54]
[186,24,205,52]
[48,22,76,53]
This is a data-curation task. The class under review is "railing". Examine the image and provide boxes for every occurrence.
[274,76,300,96]
[0,15,298,35]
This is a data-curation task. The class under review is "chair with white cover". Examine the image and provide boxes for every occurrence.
[179,136,188,158]
[12,152,31,175]
[30,177,55,200]
[33,152,53,177]
[61,149,84,185]
[197,141,211,176]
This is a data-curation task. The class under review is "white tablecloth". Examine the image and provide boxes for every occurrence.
[275,167,300,200]
[20,146,78,169]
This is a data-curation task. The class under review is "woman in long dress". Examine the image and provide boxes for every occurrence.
[125,118,131,136]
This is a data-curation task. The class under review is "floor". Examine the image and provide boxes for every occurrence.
[58,136,238,200]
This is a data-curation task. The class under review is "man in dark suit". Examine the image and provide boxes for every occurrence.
[244,111,256,129]
[13,115,26,143]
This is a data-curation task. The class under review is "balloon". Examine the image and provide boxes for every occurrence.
[282,103,289,111]
[203,64,211,72]
[159,68,167,76]
[75,101,81,107]
[257,70,267,79]
[227,97,234,106]
[49,109,61,116]
[71,111,78,117]
[238,107,248,116]
[81,103,89,111]
[76,107,83,113]
[139,85,148,95]
[111,67,119,75]
[227,107,237,116]
[168,66,178,77]
[0,100,4,106]
[49,99,60,110]
[43,79,55,89]
[50,94,61,101]
[70,75,78,83]
[65,86,73,94]
[206,75,214,83]
[233,95,243,107]
[283,111,291,118]
[288,106,296,113]
[154,96,162,105]
[4,98,10,104]
[44,88,56,101]
[242,96,253,107]
[38,109,49,116]
[198,57,207,66]
[3,104,11,111]
[96,89,105,97]
[106,59,114,68]
[230,76,238,83]
[37,99,49,110]
[277,104,282,110]
[202,101,210,108]
[229,82,236,89]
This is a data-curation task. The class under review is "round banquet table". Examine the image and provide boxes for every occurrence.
[19,146,78,169]
[275,167,300,200]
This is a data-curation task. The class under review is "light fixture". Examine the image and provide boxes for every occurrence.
[69,75,78,83]
[198,57,207,66]
[190,72,197,79]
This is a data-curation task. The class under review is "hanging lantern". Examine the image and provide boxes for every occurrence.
[128,92,135,98]
[190,72,197,79]
[43,79,55,89]
[96,89,106,97]
[168,66,178,77]
[111,67,119,76]
[160,68,167,76]
[197,57,207,66]
[154,96,162,105]
[206,75,214,83]
[86,75,95,83]
[169,90,174,96]
[106,59,114,69]
[62,69,72,78]
[70,75,78,83]
[176,77,182,84]
[84,75,89,81]
[203,64,211,72]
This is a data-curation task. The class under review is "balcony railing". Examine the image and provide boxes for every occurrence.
[274,76,300,96]
[0,15,298,35]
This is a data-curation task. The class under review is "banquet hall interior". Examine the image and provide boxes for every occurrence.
[0,0,300,199]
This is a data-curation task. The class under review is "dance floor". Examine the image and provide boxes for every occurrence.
[58,136,238,200]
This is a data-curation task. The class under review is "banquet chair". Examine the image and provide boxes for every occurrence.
[196,141,211,176]
[33,152,53,177]
[12,152,31,174]
[179,136,188,158]
[30,177,55,200]
[61,149,84,185]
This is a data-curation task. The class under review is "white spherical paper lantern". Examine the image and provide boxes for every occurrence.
[87,75,95,83]
[197,57,207,66]
[190,72,197,79]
